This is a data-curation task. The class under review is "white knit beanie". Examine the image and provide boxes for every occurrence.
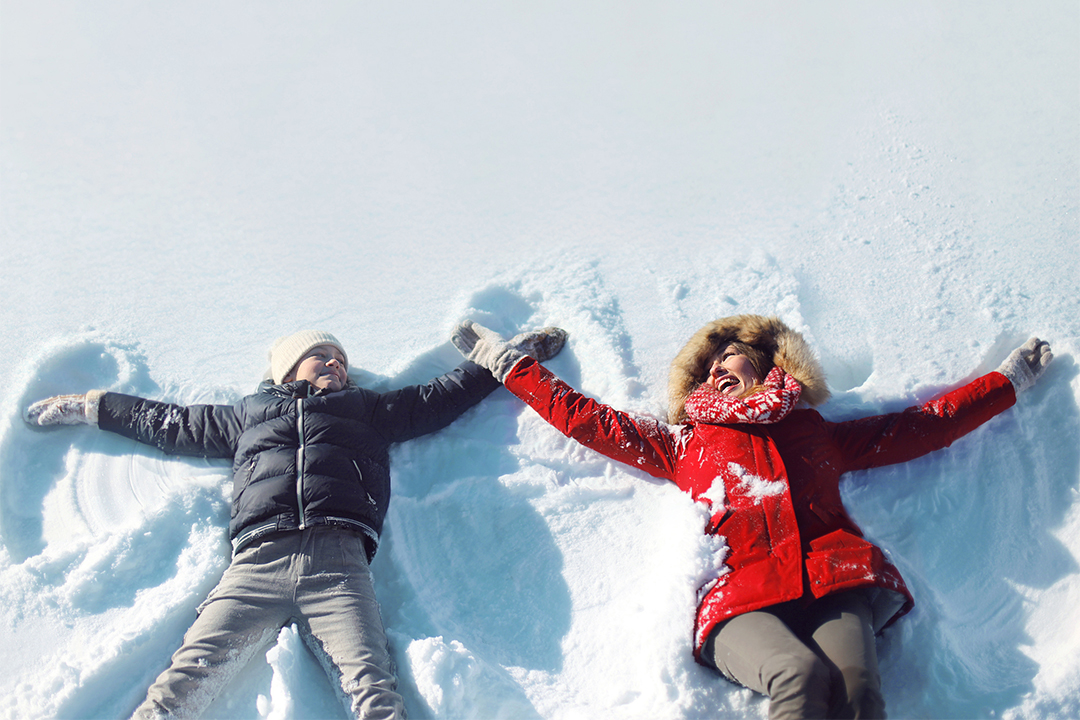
[268,330,349,384]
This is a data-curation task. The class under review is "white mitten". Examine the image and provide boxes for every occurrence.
[996,338,1053,393]
[451,321,567,382]
[24,390,105,426]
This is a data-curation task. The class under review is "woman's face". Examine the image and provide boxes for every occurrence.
[703,344,762,396]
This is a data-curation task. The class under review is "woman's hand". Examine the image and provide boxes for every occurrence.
[996,338,1053,392]
[451,322,568,382]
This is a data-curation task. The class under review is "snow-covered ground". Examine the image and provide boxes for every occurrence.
[1,1,1077,718]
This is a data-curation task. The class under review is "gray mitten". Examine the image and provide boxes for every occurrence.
[24,390,105,426]
[996,337,1053,393]
[506,326,568,363]
[451,321,568,382]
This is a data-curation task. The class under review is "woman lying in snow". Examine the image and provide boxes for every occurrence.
[452,316,1053,720]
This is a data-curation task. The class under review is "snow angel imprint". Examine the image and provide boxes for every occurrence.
[24,326,566,719]
[451,315,1052,720]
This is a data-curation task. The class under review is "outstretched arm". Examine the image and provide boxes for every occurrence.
[371,323,568,443]
[832,338,1053,473]
[454,321,680,480]
[505,357,681,481]
[367,361,501,443]
[25,390,241,458]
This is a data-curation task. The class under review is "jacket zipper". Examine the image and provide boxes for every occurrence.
[352,460,377,509]
[296,397,306,530]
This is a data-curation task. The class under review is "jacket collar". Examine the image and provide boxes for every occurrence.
[258,376,360,400]
[260,380,329,399]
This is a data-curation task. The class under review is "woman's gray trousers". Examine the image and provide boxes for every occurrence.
[702,589,885,720]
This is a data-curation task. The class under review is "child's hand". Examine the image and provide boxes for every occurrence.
[24,391,103,426]
[996,338,1053,393]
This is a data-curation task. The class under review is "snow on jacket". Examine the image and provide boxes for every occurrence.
[97,360,499,560]
[502,356,1016,658]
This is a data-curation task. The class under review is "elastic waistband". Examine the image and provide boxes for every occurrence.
[232,516,380,560]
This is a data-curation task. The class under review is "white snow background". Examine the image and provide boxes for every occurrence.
[1,1,1078,718]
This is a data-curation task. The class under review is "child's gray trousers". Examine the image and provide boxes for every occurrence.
[132,525,404,719]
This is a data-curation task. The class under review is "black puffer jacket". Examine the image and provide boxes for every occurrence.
[97,361,499,559]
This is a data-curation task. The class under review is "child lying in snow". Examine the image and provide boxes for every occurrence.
[452,317,1051,720]
[25,327,566,719]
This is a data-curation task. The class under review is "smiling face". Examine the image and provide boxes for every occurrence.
[285,344,348,392]
[703,343,763,397]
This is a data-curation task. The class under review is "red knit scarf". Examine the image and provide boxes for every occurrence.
[684,366,802,425]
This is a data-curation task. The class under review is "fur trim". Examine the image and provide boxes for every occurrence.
[85,389,105,425]
[668,315,830,423]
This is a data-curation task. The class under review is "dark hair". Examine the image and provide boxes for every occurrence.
[735,341,773,380]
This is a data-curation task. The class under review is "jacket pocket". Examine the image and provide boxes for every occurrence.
[805,529,881,595]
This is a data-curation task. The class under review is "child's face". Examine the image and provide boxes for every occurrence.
[286,344,348,392]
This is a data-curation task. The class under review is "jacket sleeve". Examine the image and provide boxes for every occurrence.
[97,392,243,459]
[371,360,501,443]
[502,357,680,480]
[829,371,1017,474]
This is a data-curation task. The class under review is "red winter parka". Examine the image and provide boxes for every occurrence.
[501,316,1017,659]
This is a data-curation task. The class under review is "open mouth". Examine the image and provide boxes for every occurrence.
[718,377,739,393]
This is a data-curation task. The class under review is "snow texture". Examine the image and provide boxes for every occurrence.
[1,1,1078,718]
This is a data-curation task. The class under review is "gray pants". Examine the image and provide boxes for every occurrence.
[133,526,405,719]
[702,589,885,720]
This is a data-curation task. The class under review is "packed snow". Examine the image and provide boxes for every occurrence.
[729,464,787,505]
[1,1,1077,718]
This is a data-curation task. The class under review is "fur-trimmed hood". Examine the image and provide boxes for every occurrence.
[668,315,830,423]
